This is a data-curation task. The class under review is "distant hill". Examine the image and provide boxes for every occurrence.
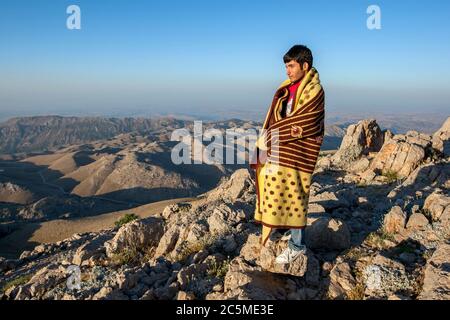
[0,116,187,154]
[326,113,447,135]
[0,116,345,154]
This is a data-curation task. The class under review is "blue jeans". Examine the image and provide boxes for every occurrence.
[288,228,306,251]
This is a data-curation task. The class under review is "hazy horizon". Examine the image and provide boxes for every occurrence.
[1,0,449,119]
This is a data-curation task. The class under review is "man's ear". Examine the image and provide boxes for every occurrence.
[302,62,309,71]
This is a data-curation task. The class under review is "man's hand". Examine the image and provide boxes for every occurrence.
[314,135,324,144]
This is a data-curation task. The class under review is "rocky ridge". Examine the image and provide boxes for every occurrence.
[0,117,448,300]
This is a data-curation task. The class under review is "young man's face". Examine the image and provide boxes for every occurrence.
[285,60,309,82]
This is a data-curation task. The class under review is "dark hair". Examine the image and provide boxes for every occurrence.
[283,45,313,70]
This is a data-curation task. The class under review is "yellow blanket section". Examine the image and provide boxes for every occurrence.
[254,162,312,246]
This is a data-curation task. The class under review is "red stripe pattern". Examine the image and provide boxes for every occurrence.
[260,87,325,174]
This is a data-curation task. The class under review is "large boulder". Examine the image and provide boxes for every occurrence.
[72,233,113,266]
[432,117,450,157]
[369,131,433,178]
[259,238,320,284]
[208,255,317,300]
[207,204,246,235]
[363,254,412,298]
[207,257,289,300]
[387,161,450,200]
[406,212,429,231]
[305,217,351,250]
[423,191,450,224]
[154,225,180,258]
[105,217,164,257]
[401,162,449,189]
[239,232,320,285]
[205,169,255,203]
[418,242,450,300]
[330,119,385,168]
[383,206,407,234]
[327,262,357,299]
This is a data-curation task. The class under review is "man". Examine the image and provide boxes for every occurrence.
[250,44,325,264]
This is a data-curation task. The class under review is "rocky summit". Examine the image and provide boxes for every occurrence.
[0,117,449,300]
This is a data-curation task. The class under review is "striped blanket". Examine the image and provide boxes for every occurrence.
[251,67,325,246]
[251,67,325,173]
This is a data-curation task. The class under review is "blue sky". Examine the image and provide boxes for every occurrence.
[0,0,449,120]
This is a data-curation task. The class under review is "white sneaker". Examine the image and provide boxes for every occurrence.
[275,246,306,264]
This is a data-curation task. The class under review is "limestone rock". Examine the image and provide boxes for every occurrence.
[349,157,370,174]
[383,206,407,234]
[239,233,261,264]
[177,291,196,300]
[92,287,129,300]
[205,169,255,203]
[105,217,164,257]
[363,254,412,298]
[259,238,319,283]
[161,202,192,220]
[331,119,384,168]
[154,225,180,258]
[218,257,289,300]
[24,264,67,299]
[207,204,244,235]
[423,191,450,223]
[432,117,450,157]
[306,217,351,250]
[72,233,112,266]
[406,212,429,230]
[370,133,428,178]
[327,262,357,299]
[418,243,450,300]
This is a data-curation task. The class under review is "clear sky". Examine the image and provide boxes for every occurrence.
[1,0,449,121]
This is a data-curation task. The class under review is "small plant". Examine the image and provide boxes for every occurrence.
[207,258,230,280]
[0,274,33,294]
[379,229,395,241]
[110,247,139,266]
[381,169,399,184]
[365,230,395,249]
[109,242,156,267]
[346,283,365,300]
[114,213,139,228]
[174,234,219,263]
[342,247,365,263]
[421,249,434,261]
[344,266,367,300]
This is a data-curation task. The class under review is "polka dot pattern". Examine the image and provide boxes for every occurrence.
[254,162,312,228]
[255,67,320,231]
